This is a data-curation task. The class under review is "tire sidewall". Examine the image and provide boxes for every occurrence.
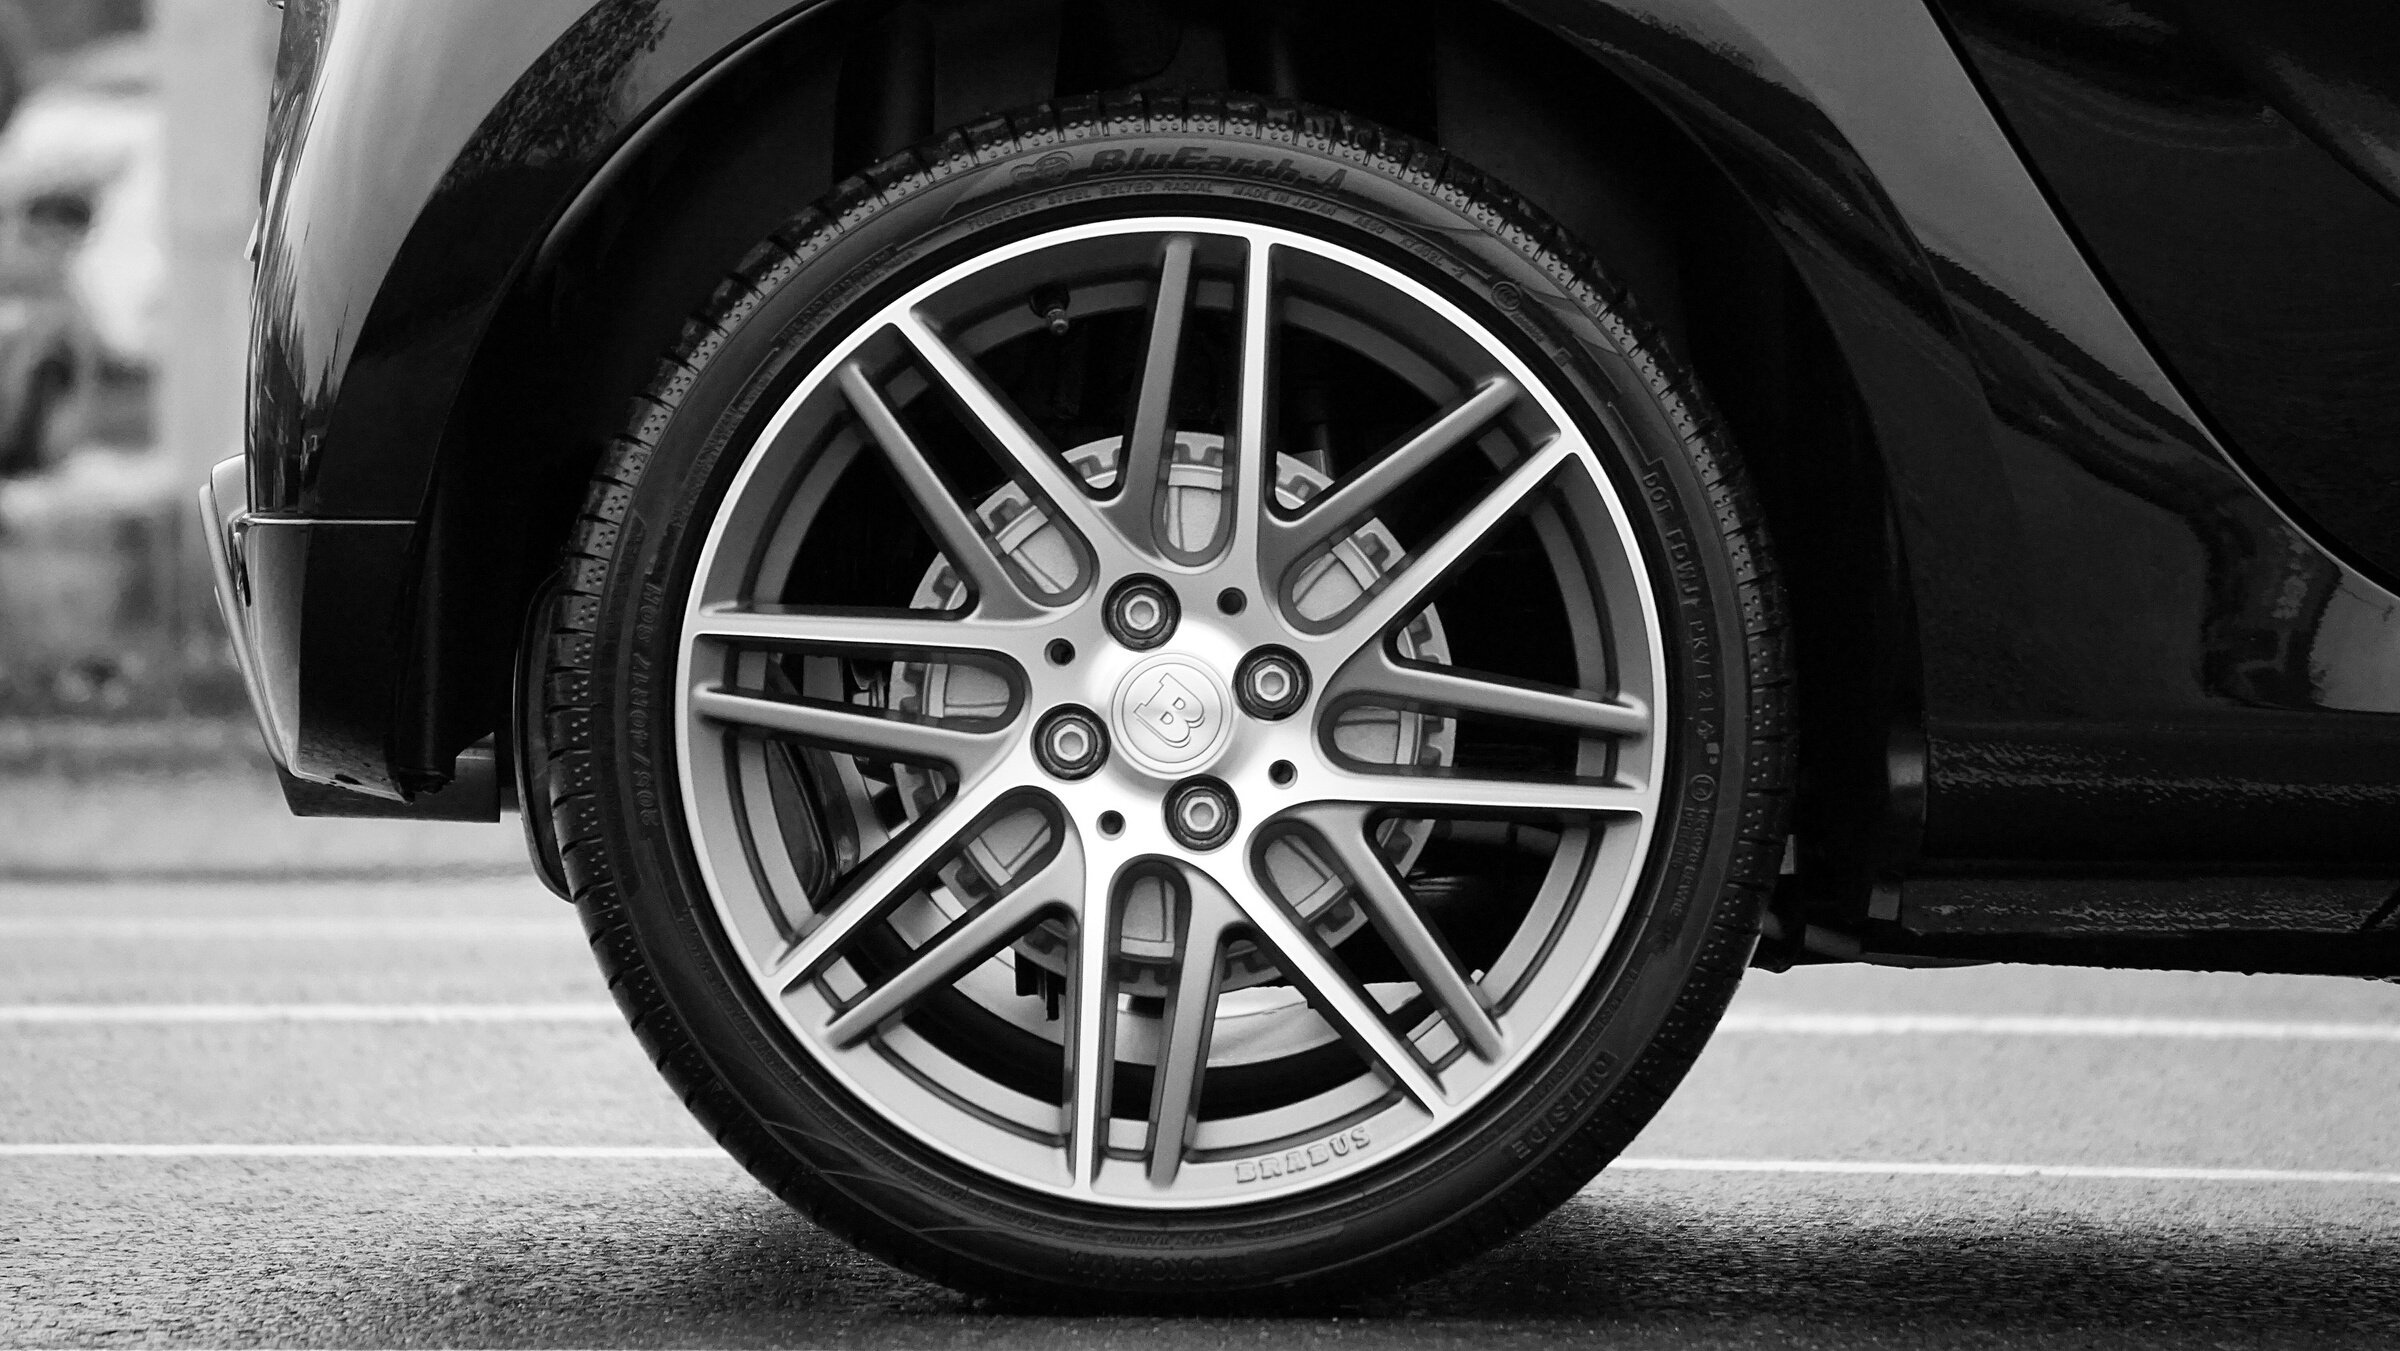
[576,100,1770,1299]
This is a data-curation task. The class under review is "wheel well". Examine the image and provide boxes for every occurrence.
[418,0,1905,887]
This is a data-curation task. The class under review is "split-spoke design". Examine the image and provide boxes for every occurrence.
[1184,862,1450,1112]
[1295,436,1575,653]
[1327,649,1649,739]
[1066,848,1120,1187]
[1259,377,1521,586]
[1317,763,1647,816]
[677,218,1666,1208]
[693,685,1011,772]
[897,311,1129,582]
[1216,236,1277,577]
[838,362,1048,620]
[1107,235,1197,548]
[824,830,1085,1048]
[1142,871,1234,1186]
[1290,804,1504,1062]
[765,773,1023,990]
[687,604,1048,671]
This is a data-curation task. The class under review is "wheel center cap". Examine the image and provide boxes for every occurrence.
[1110,653,1234,775]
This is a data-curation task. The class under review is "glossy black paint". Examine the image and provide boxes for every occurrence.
[250,0,821,796]
[1518,0,2400,868]
[240,0,2400,955]
[240,516,413,790]
[1938,0,2400,587]
[251,0,805,520]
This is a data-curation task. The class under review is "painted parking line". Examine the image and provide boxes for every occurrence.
[0,918,571,941]
[0,1003,619,1023]
[4,1143,2396,1187]
[1716,1011,2400,1041]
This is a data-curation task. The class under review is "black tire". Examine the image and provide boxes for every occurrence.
[542,92,1791,1303]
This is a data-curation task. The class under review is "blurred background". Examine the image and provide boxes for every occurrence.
[0,0,519,880]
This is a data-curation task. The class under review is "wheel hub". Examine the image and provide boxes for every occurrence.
[883,431,1454,992]
[1112,651,1233,775]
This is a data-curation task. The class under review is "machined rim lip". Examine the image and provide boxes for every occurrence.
[673,214,1670,1211]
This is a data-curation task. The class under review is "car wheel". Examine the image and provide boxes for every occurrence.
[543,92,1790,1302]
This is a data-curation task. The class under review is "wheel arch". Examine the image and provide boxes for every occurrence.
[407,0,1918,900]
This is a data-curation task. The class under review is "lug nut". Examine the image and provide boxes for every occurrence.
[1164,777,1238,851]
[1106,577,1179,650]
[1235,647,1309,720]
[1035,707,1108,780]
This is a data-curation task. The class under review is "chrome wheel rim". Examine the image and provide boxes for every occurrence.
[676,217,1666,1207]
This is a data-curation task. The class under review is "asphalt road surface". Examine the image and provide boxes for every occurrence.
[6,869,2399,1349]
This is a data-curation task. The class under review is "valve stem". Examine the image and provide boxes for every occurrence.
[1030,286,1072,336]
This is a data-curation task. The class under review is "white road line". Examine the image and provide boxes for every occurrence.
[1717,1011,2400,1042]
[0,1003,619,1024]
[3,1145,2394,1187]
[0,1143,719,1159]
[6,1004,2397,1039]
[0,918,571,940]
[1603,1158,2400,1186]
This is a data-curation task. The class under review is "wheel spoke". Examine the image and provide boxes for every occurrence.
[824,832,1079,1048]
[1217,237,1275,577]
[693,686,1009,772]
[895,311,1125,575]
[1146,880,1235,1187]
[1313,764,1647,819]
[689,603,1035,663]
[1262,378,1518,583]
[1306,437,1574,659]
[838,361,1042,618]
[1066,852,1120,1189]
[1188,865,1450,1113]
[1331,647,1648,738]
[1109,235,1197,553]
[1298,805,1504,1062]
[766,773,1015,990]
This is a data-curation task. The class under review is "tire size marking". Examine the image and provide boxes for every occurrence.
[1233,1126,1372,1183]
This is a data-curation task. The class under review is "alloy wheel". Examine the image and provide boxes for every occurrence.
[676,217,1666,1207]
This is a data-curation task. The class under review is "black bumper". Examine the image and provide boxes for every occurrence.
[197,456,502,820]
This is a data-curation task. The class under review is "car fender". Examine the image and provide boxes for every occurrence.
[244,0,2400,864]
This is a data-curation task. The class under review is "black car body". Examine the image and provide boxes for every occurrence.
[201,0,2400,1297]
[209,0,2400,974]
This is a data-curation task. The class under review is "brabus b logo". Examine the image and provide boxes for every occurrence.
[1110,655,1231,773]
[1131,672,1207,748]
